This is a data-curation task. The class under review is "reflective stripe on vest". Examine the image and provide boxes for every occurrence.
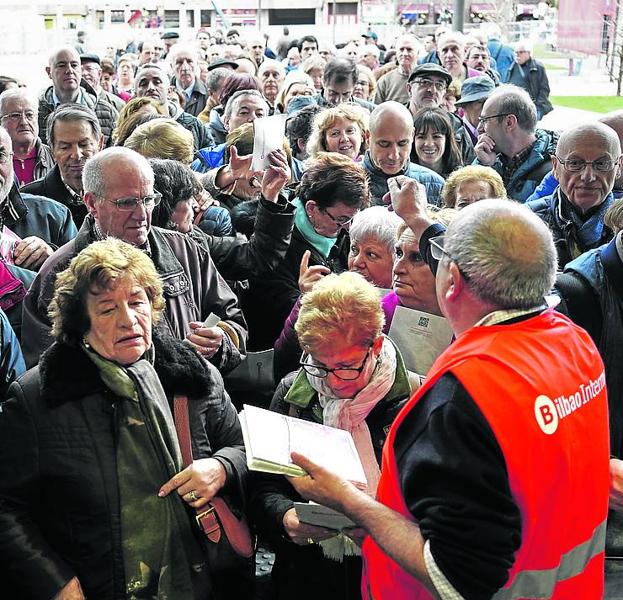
[493,518,606,600]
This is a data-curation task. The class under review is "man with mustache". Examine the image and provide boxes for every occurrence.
[23,104,102,228]
[38,46,118,147]
[0,88,54,186]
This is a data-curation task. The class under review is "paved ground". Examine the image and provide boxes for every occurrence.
[539,55,622,130]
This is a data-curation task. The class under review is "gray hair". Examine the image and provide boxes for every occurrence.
[349,206,402,256]
[47,103,102,148]
[206,67,231,93]
[258,58,285,78]
[0,88,37,116]
[169,43,199,66]
[223,89,268,120]
[444,199,557,309]
[83,146,153,199]
[487,84,537,133]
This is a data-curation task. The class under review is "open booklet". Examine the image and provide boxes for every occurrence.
[387,306,454,375]
[239,404,367,485]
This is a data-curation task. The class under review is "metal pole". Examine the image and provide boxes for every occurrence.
[332,0,337,44]
[452,0,464,32]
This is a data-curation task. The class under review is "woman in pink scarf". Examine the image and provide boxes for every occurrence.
[248,271,412,600]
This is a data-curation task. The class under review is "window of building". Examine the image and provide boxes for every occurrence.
[164,9,179,28]
[111,10,125,24]
[268,8,315,25]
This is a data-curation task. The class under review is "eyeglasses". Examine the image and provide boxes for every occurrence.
[300,348,372,380]
[0,150,14,165]
[1,111,36,123]
[554,156,621,172]
[319,206,355,228]
[104,192,162,211]
[429,234,470,280]
[412,78,447,91]
[478,113,513,126]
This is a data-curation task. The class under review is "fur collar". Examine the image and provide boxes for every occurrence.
[39,332,214,406]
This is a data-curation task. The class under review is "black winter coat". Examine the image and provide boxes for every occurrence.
[0,334,246,600]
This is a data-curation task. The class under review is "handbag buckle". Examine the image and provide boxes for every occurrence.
[196,504,222,542]
[196,504,216,528]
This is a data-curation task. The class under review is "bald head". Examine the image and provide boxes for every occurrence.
[370,101,413,135]
[557,122,621,157]
[369,102,414,175]
[46,47,82,102]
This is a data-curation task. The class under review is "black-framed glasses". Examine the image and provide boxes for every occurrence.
[412,78,447,91]
[429,235,470,280]
[300,348,372,381]
[478,113,513,126]
[105,192,162,211]
[319,206,355,229]
[554,156,621,173]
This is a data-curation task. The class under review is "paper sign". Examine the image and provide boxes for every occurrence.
[251,114,287,172]
[387,306,453,375]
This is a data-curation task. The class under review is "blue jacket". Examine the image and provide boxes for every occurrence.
[191,143,227,174]
[362,152,444,206]
[487,39,515,83]
[527,187,614,268]
[0,308,25,398]
[4,185,77,251]
[476,128,558,203]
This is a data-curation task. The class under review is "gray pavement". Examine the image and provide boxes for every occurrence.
[536,55,622,131]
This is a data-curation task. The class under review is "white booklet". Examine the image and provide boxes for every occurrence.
[294,502,356,531]
[387,307,453,375]
[239,404,367,485]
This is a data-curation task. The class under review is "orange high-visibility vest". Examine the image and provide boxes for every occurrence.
[362,310,609,600]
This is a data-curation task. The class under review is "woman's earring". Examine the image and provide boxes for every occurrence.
[83,337,91,349]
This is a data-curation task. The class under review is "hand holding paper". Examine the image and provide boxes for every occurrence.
[288,451,364,515]
[251,114,287,173]
[261,149,291,202]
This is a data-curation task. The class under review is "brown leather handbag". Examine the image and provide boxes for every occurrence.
[173,394,254,558]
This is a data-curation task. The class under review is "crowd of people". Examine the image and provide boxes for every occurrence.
[0,18,621,600]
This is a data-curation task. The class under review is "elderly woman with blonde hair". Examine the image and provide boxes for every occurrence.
[124,118,195,164]
[0,238,251,600]
[306,104,369,162]
[112,96,166,144]
[249,271,412,600]
[441,164,507,209]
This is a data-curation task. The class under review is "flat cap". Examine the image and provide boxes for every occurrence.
[408,63,453,86]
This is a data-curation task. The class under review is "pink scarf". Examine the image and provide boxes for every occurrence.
[306,337,397,496]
